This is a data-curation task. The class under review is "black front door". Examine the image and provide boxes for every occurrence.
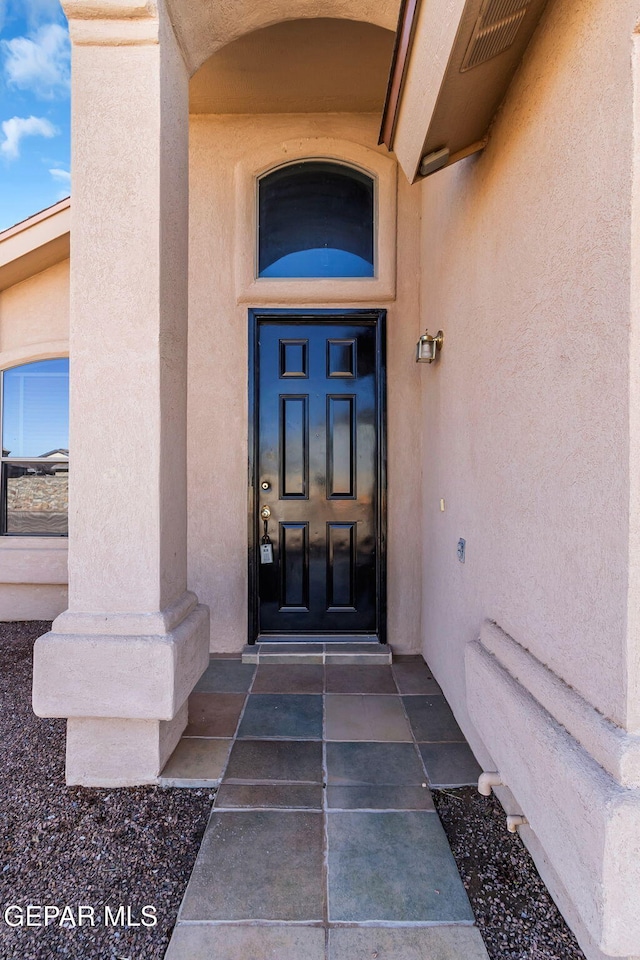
[249,311,386,642]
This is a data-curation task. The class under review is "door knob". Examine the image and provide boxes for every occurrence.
[260,505,271,520]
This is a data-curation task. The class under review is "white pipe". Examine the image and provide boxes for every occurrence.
[507,814,528,833]
[478,771,503,796]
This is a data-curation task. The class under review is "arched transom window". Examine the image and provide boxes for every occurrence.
[258,161,375,279]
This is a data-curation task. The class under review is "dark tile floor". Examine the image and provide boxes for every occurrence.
[163,655,487,960]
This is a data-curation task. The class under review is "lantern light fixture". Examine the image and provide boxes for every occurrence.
[416,329,444,363]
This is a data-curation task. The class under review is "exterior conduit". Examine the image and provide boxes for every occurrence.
[506,815,528,833]
[478,771,503,796]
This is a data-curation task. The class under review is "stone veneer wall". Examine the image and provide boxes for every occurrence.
[6,474,68,534]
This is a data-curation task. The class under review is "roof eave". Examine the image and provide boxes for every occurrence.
[379,0,551,184]
[0,198,71,292]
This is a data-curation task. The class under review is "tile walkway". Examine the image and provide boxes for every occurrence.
[163,655,488,960]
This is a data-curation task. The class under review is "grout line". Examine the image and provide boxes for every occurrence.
[209,662,258,797]
[326,919,478,928]
[175,918,326,927]
[322,661,330,959]
[182,734,244,740]
[246,662,258,695]
[397,684,432,791]
[390,660,402,696]
[317,806,436,813]
[174,918,476,927]
[214,806,324,812]
[222,778,322,785]
[210,804,435,812]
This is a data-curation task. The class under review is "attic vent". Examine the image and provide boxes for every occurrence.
[461,0,529,72]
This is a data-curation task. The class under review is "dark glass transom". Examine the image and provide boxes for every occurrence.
[258,161,374,279]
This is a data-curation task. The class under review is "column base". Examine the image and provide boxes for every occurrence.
[32,593,209,786]
[33,594,209,720]
[66,702,188,787]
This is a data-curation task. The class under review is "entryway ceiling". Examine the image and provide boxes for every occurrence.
[189,19,395,115]
[166,0,401,75]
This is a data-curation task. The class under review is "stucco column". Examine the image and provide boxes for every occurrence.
[32,0,209,786]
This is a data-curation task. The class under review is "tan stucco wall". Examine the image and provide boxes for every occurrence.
[419,0,635,732]
[0,259,69,359]
[188,112,422,652]
[416,0,640,955]
[0,260,70,620]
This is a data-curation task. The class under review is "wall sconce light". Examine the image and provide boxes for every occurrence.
[416,330,444,363]
[419,147,450,178]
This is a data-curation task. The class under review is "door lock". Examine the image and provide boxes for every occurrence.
[261,481,271,491]
[260,505,273,564]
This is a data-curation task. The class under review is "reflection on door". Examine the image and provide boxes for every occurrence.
[250,312,386,642]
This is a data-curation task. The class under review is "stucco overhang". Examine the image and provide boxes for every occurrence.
[166,0,400,74]
[61,0,401,77]
[381,0,550,183]
[0,199,70,292]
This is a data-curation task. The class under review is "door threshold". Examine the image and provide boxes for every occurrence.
[256,634,380,644]
[242,639,391,665]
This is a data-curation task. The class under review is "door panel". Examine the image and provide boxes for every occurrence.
[281,396,308,497]
[279,522,309,610]
[251,314,384,639]
[327,522,356,609]
[327,396,356,498]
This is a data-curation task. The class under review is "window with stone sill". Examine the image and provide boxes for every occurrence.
[0,358,69,536]
[257,161,375,279]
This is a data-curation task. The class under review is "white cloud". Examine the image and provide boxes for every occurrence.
[0,116,57,160]
[2,23,70,99]
[49,167,70,183]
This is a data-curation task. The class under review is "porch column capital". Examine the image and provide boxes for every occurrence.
[61,0,160,46]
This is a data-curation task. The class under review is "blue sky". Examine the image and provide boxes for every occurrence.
[0,0,70,232]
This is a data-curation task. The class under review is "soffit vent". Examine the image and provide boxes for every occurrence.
[461,0,529,72]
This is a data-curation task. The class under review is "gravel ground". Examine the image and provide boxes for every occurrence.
[0,622,212,960]
[433,787,586,960]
